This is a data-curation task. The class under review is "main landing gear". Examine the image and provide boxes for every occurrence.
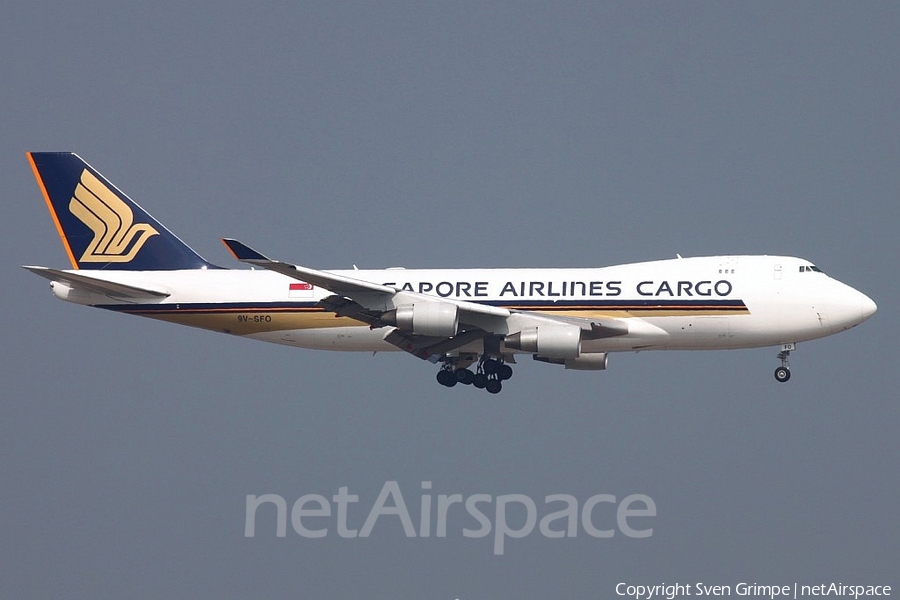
[774,343,795,383]
[436,356,513,394]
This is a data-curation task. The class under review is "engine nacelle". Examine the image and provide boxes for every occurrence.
[504,324,581,359]
[534,352,608,371]
[381,303,459,337]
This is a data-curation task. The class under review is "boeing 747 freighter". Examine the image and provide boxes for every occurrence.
[25,153,876,393]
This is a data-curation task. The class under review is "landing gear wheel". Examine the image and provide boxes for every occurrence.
[436,369,457,387]
[455,368,475,385]
[485,379,502,394]
[482,358,500,375]
[774,366,791,383]
[473,373,488,389]
[497,364,513,381]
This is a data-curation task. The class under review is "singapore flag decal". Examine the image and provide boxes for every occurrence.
[288,282,314,298]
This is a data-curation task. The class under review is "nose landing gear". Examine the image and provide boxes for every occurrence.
[774,343,795,383]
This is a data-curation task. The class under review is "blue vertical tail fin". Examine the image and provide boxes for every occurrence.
[28,152,217,270]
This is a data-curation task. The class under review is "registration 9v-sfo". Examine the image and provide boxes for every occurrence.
[245,481,655,555]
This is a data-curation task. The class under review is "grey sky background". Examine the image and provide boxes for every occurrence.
[2,2,897,597]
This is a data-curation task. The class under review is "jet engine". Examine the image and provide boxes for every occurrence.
[534,352,608,370]
[381,303,459,337]
[504,324,581,358]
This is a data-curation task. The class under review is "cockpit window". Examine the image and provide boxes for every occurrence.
[799,265,824,273]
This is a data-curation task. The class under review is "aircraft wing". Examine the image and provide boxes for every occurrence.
[222,238,511,321]
[221,238,394,296]
[221,239,631,360]
[23,266,171,300]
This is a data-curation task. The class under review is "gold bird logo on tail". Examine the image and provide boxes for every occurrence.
[69,169,159,263]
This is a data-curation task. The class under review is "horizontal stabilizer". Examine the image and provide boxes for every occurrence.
[23,266,170,299]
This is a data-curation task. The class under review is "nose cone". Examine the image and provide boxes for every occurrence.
[860,293,877,322]
[825,282,876,332]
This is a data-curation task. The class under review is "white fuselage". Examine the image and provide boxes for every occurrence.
[49,255,876,356]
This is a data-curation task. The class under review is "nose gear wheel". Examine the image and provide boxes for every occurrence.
[774,348,792,382]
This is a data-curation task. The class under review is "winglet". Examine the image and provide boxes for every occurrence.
[221,238,270,262]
